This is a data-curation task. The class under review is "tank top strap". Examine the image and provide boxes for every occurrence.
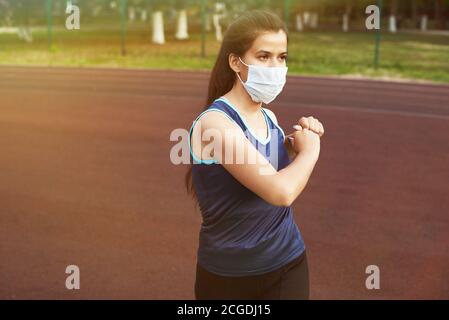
[212,97,271,145]
[188,104,236,165]
[261,107,286,141]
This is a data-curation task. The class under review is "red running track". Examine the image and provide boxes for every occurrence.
[0,66,448,299]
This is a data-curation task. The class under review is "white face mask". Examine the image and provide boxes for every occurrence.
[236,57,288,105]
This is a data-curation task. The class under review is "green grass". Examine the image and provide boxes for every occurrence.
[1,27,448,83]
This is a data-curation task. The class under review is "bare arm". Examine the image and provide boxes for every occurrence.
[192,111,320,207]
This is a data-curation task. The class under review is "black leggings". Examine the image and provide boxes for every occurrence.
[195,250,309,300]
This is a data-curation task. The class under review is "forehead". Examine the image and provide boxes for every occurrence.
[248,30,287,54]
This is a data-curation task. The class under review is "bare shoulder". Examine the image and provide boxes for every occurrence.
[190,109,257,164]
[194,109,241,132]
[262,107,279,125]
[190,109,244,151]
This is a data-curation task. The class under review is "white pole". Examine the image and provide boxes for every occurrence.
[213,2,225,42]
[213,14,223,41]
[128,7,135,21]
[420,15,428,32]
[389,15,397,33]
[152,11,165,44]
[295,14,303,31]
[303,11,310,27]
[175,9,189,40]
[342,14,349,32]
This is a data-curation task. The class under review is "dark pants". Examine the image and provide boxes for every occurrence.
[195,250,309,300]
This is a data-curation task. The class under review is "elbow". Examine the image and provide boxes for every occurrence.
[279,192,295,207]
[269,186,295,207]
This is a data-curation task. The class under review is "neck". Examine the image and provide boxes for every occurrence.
[224,81,262,116]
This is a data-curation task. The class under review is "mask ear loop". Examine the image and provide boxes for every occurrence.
[239,57,249,67]
[236,57,249,84]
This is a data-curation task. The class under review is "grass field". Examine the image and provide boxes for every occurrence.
[1,27,448,83]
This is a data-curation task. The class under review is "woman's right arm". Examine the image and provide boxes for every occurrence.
[193,111,321,207]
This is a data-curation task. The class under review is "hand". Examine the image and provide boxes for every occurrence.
[297,116,324,137]
[287,125,321,156]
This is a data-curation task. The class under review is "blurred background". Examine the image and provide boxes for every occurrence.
[1,1,449,300]
[0,0,448,82]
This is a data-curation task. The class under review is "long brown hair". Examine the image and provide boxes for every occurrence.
[185,9,288,202]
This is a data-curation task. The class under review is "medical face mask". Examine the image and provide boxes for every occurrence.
[236,57,288,105]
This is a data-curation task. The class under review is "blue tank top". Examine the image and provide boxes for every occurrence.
[189,96,305,276]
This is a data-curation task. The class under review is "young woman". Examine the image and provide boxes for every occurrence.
[185,9,324,300]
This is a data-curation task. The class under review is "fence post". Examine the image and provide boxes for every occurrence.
[284,0,291,30]
[201,0,206,58]
[374,0,383,69]
[46,0,53,50]
[120,0,127,56]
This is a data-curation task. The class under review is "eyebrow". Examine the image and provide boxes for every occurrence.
[256,50,288,55]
